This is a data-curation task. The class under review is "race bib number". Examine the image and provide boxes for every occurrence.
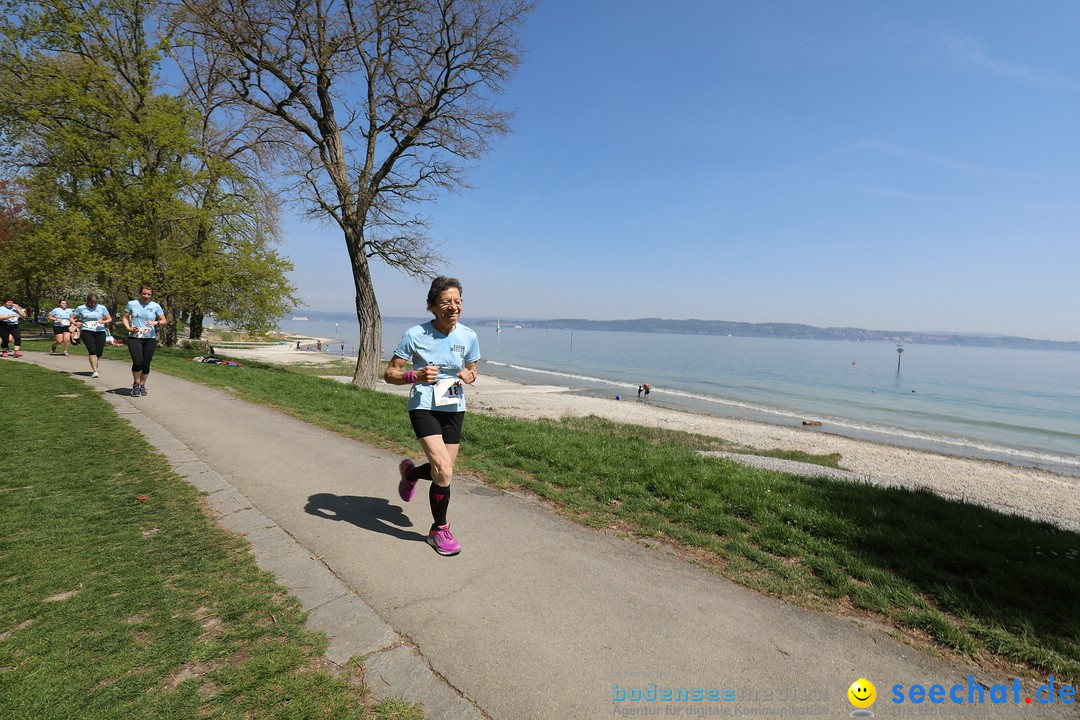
[134,326,152,338]
[60,319,70,326]
[433,377,462,406]
[84,320,101,330]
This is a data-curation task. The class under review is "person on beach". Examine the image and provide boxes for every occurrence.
[643,383,651,400]
[384,276,480,556]
[0,298,27,357]
[48,299,75,355]
[73,294,112,378]
[122,284,166,397]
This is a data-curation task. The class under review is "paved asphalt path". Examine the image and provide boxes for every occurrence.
[18,352,1068,720]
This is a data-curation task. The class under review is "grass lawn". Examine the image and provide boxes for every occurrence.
[141,347,1080,683]
[0,361,422,720]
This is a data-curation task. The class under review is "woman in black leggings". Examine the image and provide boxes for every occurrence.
[73,293,112,378]
[122,284,166,397]
[1,298,27,357]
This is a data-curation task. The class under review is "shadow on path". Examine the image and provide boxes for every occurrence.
[305,493,426,543]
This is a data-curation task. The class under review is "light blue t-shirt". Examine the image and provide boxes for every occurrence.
[0,306,20,325]
[74,304,111,332]
[50,307,74,327]
[125,300,165,339]
[393,321,481,412]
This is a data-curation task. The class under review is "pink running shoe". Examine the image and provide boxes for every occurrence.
[427,524,461,556]
[1,351,7,357]
[398,459,417,502]
[12,351,22,358]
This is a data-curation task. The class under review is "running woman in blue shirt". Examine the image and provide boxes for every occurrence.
[384,276,481,556]
[0,298,27,357]
[48,298,75,355]
[122,284,166,397]
[73,293,112,378]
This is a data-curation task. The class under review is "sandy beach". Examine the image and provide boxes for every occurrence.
[218,343,1080,532]
[214,341,348,365]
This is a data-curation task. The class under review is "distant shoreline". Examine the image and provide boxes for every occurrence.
[286,312,1080,351]
[478,318,1080,352]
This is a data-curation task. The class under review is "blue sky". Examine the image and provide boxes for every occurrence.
[284,1,1080,342]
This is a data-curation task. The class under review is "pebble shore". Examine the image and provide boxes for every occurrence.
[461,375,1080,532]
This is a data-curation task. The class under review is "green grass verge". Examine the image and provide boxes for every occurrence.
[142,347,1080,681]
[0,362,422,720]
[285,359,358,377]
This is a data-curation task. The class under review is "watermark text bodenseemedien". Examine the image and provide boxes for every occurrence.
[613,683,827,704]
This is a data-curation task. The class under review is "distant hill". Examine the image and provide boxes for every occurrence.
[479,317,1080,352]
[308,311,1078,351]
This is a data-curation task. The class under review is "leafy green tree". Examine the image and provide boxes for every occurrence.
[0,181,21,261]
[0,0,297,344]
[170,37,298,338]
[0,180,43,309]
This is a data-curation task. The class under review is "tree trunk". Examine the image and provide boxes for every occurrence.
[108,292,121,333]
[162,304,177,347]
[188,310,204,339]
[348,226,382,389]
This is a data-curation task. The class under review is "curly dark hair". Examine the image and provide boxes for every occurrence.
[426,276,463,311]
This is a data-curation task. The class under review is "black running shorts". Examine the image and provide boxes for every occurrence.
[408,409,465,444]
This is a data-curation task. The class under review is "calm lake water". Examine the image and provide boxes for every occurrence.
[280,313,1080,476]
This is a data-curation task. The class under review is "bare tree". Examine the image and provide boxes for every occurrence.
[172,0,530,387]
[169,30,298,339]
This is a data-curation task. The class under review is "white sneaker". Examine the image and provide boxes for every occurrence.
[91,371,100,378]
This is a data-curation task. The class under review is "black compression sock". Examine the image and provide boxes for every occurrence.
[429,483,450,528]
[407,462,433,483]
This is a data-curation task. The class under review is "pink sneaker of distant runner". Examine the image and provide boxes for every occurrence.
[427,524,461,556]
[398,459,417,502]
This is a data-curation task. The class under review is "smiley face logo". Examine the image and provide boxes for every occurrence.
[848,678,877,709]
